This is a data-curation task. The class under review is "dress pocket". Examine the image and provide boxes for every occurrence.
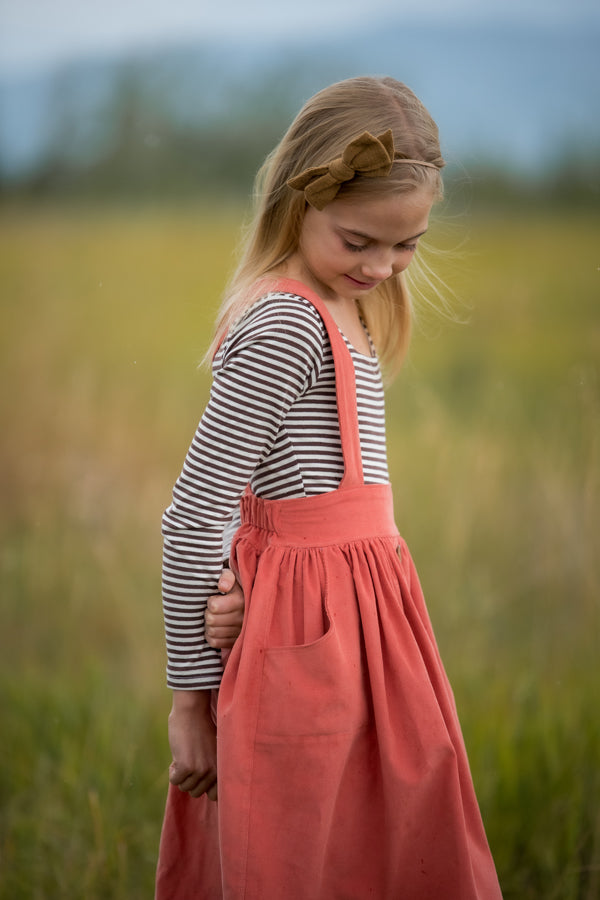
[256,601,369,737]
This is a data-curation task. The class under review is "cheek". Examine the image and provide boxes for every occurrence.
[394,252,416,273]
[318,237,344,267]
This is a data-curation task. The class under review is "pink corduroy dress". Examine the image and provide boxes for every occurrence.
[155,278,502,899]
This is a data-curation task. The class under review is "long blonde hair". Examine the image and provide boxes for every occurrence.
[206,76,445,372]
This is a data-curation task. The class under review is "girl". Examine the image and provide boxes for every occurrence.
[156,76,502,899]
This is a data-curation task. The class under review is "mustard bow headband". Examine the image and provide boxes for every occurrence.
[287,129,439,211]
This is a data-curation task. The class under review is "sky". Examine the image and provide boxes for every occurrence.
[1,0,599,76]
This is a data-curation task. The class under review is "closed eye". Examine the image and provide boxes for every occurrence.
[343,239,369,253]
[343,236,420,254]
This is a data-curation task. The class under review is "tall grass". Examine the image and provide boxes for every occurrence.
[1,203,598,898]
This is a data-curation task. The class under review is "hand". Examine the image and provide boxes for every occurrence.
[205,568,245,649]
[168,691,218,801]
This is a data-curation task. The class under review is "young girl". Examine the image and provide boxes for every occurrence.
[156,76,502,899]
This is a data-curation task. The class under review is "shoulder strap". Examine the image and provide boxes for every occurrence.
[269,277,364,488]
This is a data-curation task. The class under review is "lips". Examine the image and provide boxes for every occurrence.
[344,274,378,291]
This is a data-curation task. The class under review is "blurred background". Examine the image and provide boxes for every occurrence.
[1,1,598,897]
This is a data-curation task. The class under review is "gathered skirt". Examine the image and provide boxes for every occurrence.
[155,483,502,899]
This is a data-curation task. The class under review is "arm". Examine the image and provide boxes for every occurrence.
[168,569,242,803]
[168,689,218,800]
[168,569,244,803]
[162,295,324,691]
[162,296,325,797]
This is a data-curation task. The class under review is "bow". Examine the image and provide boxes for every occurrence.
[287,130,396,210]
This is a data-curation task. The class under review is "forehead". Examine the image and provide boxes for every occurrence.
[326,189,434,239]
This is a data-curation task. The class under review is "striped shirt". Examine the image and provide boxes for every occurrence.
[162,291,390,688]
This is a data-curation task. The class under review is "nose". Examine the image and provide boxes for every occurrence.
[360,249,397,281]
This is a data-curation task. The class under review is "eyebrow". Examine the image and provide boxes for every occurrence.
[342,227,428,243]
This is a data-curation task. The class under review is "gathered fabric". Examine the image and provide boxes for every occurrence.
[155,278,502,899]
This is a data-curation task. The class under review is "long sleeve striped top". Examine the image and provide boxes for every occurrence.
[162,291,390,689]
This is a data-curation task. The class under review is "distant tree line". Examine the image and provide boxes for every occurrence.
[1,51,598,210]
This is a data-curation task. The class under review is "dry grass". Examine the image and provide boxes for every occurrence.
[1,202,598,898]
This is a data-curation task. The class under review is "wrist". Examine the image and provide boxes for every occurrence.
[171,689,212,713]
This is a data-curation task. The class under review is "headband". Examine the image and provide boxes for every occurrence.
[287,129,440,211]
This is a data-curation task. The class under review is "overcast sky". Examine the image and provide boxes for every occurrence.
[1,0,599,75]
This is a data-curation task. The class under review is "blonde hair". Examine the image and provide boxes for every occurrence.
[206,76,445,373]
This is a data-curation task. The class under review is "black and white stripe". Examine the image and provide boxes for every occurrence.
[162,292,389,689]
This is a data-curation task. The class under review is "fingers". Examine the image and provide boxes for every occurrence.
[205,624,243,650]
[169,762,218,800]
[217,568,236,594]
[205,570,245,648]
[167,700,217,801]
[206,595,244,617]
[205,597,244,637]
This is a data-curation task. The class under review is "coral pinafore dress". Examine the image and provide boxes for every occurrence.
[155,278,502,899]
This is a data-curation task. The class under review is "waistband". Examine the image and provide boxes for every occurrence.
[239,483,398,547]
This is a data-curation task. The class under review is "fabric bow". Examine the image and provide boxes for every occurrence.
[287,130,396,210]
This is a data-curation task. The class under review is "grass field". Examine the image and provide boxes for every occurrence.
[1,201,598,898]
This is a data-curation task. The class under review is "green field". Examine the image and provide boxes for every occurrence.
[1,202,598,898]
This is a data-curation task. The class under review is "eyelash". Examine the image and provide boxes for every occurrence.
[343,240,418,254]
[344,240,368,253]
